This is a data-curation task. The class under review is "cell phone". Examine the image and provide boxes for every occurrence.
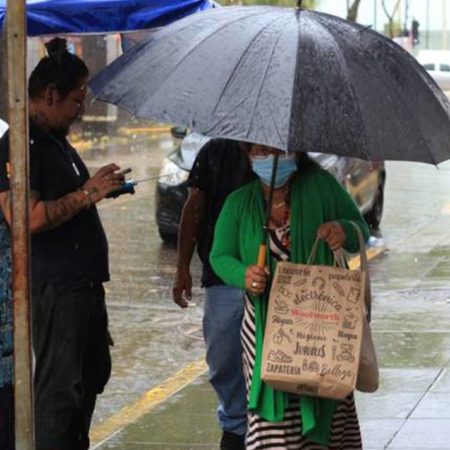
[117,167,132,176]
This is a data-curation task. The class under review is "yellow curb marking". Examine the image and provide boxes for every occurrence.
[348,246,387,269]
[90,360,208,446]
[90,246,386,447]
[67,125,171,153]
[118,125,172,135]
[73,141,95,152]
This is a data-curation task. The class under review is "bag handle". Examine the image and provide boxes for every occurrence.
[349,221,372,322]
[308,223,372,321]
[308,237,349,269]
[306,237,321,265]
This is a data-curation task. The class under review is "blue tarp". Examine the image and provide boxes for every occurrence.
[0,0,213,36]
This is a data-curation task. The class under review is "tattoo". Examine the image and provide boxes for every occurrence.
[44,191,87,230]
[30,111,51,132]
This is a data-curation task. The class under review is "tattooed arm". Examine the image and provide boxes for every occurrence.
[0,163,124,233]
[38,189,93,232]
[0,189,92,233]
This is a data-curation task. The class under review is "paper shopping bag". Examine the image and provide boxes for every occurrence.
[348,221,379,393]
[261,258,365,400]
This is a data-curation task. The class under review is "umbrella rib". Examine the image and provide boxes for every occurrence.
[204,12,289,146]
[317,15,442,163]
[373,40,444,163]
[93,10,268,111]
[212,11,287,116]
[268,102,286,150]
[356,31,439,163]
[309,17,370,159]
[246,16,290,144]
[203,96,251,135]
[138,10,279,113]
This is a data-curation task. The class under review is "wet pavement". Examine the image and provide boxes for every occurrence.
[81,131,206,423]
[79,133,450,449]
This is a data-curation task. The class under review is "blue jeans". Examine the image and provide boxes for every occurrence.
[203,285,247,436]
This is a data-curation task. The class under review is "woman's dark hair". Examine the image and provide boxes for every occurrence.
[296,152,321,173]
[28,38,89,99]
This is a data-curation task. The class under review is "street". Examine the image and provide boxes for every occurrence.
[81,131,450,446]
[82,131,206,424]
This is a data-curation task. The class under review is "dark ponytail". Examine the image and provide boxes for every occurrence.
[296,152,321,173]
[28,38,89,99]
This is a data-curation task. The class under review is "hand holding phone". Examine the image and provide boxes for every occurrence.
[116,167,132,181]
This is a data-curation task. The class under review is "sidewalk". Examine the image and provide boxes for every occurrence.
[92,186,450,449]
[92,362,450,450]
[92,266,450,450]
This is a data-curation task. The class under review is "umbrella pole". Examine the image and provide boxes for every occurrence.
[257,152,279,268]
[6,1,35,449]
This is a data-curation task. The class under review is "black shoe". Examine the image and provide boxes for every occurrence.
[220,431,246,450]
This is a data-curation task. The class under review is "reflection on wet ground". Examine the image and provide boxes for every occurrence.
[82,132,205,423]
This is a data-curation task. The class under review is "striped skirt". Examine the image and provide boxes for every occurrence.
[242,296,363,450]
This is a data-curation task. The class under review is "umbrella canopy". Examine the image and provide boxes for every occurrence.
[90,5,450,164]
[0,0,213,36]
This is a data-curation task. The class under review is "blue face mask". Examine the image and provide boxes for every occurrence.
[251,154,297,188]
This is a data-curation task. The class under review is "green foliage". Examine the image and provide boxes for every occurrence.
[346,0,362,22]
[219,0,316,8]
[383,20,403,38]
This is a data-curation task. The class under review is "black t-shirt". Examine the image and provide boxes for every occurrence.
[0,120,109,293]
[188,138,255,287]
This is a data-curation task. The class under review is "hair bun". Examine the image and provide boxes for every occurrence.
[45,38,68,59]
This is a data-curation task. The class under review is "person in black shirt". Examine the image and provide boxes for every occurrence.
[0,38,126,450]
[173,139,255,450]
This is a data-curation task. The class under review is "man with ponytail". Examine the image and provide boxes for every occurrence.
[0,38,125,450]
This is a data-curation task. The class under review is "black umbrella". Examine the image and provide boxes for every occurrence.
[90,2,450,164]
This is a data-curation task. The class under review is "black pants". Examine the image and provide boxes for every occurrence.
[32,283,111,450]
[0,384,14,450]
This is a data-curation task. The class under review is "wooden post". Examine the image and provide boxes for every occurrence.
[6,1,34,449]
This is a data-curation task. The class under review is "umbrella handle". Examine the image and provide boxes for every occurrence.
[257,151,278,269]
[257,244,266,268]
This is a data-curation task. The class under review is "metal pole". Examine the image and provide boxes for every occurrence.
[373,0,378,31]
[426,0,430,48]
[6,1,34,449]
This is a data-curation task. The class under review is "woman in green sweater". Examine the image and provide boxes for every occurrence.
[210,144,369,450]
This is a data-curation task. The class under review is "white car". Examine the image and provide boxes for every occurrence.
[417,50,450,91]
[0,119,8,138]
[155,130,386,243]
